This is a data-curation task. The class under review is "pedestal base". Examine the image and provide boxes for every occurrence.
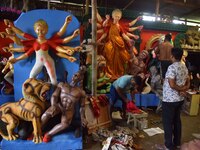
[1,132,82,150]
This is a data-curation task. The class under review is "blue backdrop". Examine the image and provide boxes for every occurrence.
[13,9,80,101]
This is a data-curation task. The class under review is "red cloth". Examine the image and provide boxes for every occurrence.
[126,101,141,114]
[89,97,100,118]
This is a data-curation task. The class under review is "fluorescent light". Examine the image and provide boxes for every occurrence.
[187,22,200,26]
[142,15,160,22]
[173,20,185,24]
[142,15,156,21]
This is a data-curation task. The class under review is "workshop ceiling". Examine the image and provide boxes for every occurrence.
[63,0,200,22]
[1,0,200,23]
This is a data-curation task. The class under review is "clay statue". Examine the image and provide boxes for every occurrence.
[183,27,200,48]
[127,50,149,77]
[41,66,88,142]
[1,53,14,86]
[96,9,143,80]
[96,55,111,93]
[86,54,111,94]
[0,78,51,143]
[1,51,14,94]
[0,16,81,85]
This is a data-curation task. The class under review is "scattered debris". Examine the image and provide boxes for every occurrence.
[151,120,162,125]
[102,137,112,150]
[143,127,164,136]
[92,126,142,150]
[138,134,145,138]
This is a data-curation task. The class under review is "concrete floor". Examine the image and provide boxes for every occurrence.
[83,108,200,150]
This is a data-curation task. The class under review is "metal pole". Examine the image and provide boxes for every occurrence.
[85,0,90,15]
[47,0,50,9]
[91,0,97,97]
[155,0,160,21]
[10,0,13,8]
[123,0,135,10]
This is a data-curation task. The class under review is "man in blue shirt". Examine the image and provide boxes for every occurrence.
[110,75,142,118]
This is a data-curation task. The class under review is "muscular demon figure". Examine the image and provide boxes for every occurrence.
[41,66,87,142]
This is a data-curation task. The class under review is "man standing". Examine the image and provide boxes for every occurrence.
[162,48,190,150]
[110,75,142,118]
[156,33,173,80]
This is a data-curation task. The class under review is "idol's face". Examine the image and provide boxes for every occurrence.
[139,51,148,60]
[112,12,122,22]
[35,25,48,38]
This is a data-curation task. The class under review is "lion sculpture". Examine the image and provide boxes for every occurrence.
[0,78,51,143]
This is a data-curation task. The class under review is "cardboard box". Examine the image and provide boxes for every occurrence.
[183,93,200,116]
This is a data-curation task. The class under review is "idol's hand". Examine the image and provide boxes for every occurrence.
[0,32,7,38]
[73,29,80,37]
[74,46,83,52]
[68,56,77,62]
[65,15,72,24]
[137,25,143,30]
[137,16,143,21]
[2,47,10,52]
[9,58,17,64]
[105,15,110,20]
[4,19,14,27]
[6,28,15,35]
[65,49,74,55]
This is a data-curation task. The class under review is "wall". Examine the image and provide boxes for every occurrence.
[140,29,178,50]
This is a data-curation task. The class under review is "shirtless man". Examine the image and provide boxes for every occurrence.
[156,33,173,79]
[41,66,88,142]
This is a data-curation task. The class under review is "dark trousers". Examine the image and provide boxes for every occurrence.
[162,101,184,150]
[110,85,126,116]
[160,60,172,79]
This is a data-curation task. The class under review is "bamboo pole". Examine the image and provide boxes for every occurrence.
[91,0,97,97]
